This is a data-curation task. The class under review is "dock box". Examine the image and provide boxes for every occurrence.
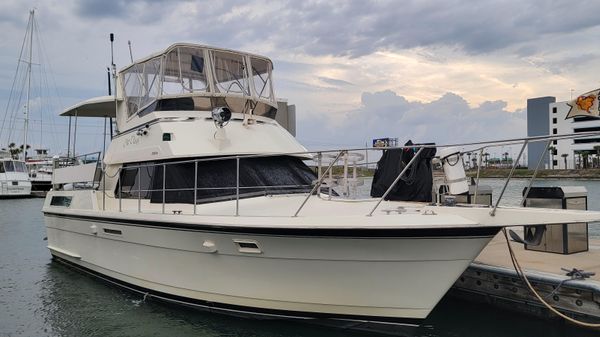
[441,185,493,206]
[523,186,589,254]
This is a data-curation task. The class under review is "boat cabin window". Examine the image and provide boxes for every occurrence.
[163,47,209,96]
[117,156,316,204]
[249,57,273,101]
[0,161,26,173]
[123,57,162,118]
[212,50,249,96]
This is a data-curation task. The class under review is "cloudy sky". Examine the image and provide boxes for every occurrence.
[1,0,598,158]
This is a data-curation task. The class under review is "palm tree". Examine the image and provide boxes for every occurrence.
[503,152,509,167]
[582,150,593,169]
[6,143,30,159]
[484,152,490,167]
[561,153,568,169]
[465,152,472,169]
[8,143,20,159]
[548,146,556,169]
[594,145,600,168]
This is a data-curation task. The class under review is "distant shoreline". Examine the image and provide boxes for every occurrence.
[466,168,600,180]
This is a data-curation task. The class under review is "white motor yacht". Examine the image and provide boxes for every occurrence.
[27,149,54,192]
[42,43,600,334]
[0,150,32,198]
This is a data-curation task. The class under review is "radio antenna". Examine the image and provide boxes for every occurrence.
[128,40,134,63]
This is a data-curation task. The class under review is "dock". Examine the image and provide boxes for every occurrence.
[450,233,600,322]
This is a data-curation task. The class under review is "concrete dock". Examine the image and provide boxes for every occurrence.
[451,233,600,322]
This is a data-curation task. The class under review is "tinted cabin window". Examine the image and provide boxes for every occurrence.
[117,156,316,204]
[14,162,26,172]
[4,161,14,172]
[50,196,72,207]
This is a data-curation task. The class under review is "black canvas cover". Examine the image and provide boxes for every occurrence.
[118,156,316,204]
[370,141,436,202]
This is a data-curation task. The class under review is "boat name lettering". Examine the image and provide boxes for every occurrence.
[123,135,140,148]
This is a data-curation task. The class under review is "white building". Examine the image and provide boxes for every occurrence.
[548,101,600,169]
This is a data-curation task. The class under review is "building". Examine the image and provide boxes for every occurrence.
[526,97,554,169]
[527,96,600,169]
[549,101,600,169]
[276,100,296,136]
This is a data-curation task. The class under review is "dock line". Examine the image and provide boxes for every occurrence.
[502,228,600,329]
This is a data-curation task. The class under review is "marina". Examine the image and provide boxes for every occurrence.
[3,4,600,337]
[30,39,600,335]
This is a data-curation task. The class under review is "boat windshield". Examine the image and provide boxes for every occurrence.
[121,45,274,117]
[0,161,26,173]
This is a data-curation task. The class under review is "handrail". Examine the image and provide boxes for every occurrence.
[473,148,484,204]
[367,147,424,216]
[490,141,527,216]
[293,150,345,217]
[117,130,600,171]
[520,140,551,206]
[94,131,600,217]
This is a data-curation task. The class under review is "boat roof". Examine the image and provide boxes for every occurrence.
[119,43,273,74]
[60,95,121,117]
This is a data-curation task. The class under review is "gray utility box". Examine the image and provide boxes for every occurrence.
[523,186,589,254]
[443,185,493,206]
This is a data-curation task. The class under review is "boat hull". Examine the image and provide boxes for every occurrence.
[0,180,31,198]
[43,211,498,331]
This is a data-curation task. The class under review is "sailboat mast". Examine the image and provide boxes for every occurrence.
[22,9,34,161]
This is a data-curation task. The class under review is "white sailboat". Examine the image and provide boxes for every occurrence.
[42,43,600,334]
[0,10,40,198]
[2,9,62,196]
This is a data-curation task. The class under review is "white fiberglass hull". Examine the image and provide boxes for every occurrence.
[43,210,497,330]
[0,172,31,198]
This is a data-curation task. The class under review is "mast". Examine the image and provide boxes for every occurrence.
[22,9,34,161]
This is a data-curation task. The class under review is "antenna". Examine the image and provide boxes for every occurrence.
[106,67,111,95]
[128,40,134,63]
[104,32,117,211]
[110,33,115,67]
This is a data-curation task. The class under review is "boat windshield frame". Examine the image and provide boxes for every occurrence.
[120,44,275,119]
[0,160,27,173]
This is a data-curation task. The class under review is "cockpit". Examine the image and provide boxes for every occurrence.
[120,44,276,119]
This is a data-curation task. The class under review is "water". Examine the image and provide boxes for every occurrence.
[1,180,598,337]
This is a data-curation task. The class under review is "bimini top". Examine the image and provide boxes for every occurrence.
[118,43,277,119]
[61,43,277,120]
[60,96,121,117]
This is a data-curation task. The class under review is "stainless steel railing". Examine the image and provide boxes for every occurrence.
[94,130,600,217]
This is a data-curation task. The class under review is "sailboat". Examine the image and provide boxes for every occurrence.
[2,9,62,196]
[0,10,41,198]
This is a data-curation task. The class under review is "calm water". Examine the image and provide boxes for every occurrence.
[1,179,598,337]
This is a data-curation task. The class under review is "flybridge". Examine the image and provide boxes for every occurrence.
[60,43,278,122]
[120,43,277,119]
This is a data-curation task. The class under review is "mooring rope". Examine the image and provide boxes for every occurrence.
[502,228,600,329]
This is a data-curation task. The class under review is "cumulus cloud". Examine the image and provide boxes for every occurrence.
[297,90,525,150]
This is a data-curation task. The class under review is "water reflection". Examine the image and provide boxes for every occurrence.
[38,260,370,337]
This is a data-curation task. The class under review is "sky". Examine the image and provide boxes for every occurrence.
[1,0,599,159]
